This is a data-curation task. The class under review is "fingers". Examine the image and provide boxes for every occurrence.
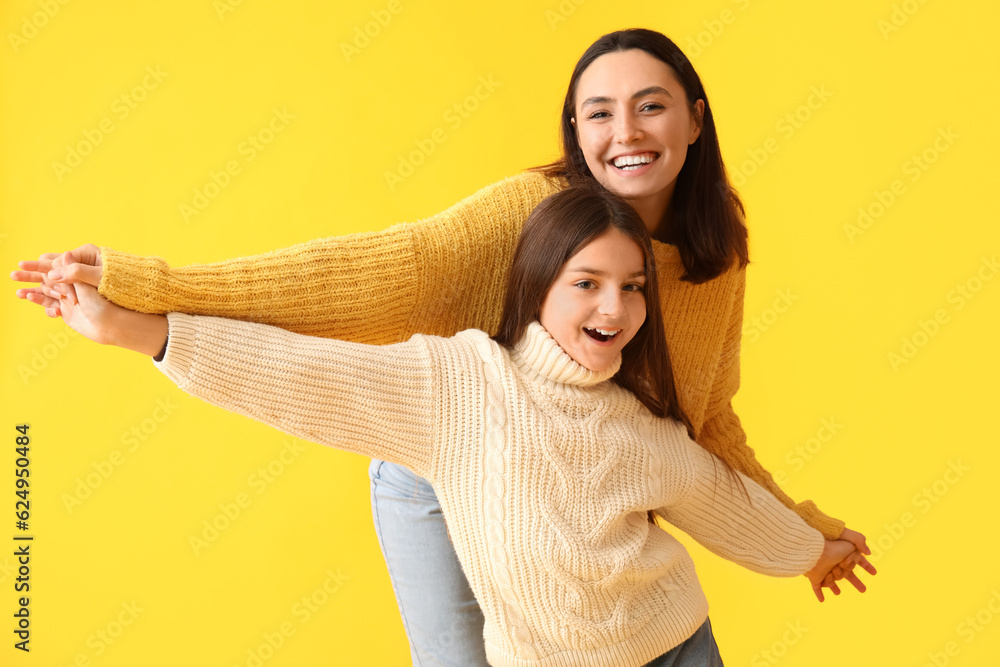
[12,253,59,277]
[841,528,871,556]
[67,243,101,266]
[836,550,876,577]
[12,248,102,286]
[30,284,74,312]
[48,250,103,287]
[62,283,79,307]
[19,289,62,317]
[25,281,70,301]
[842,570,867,594]
[16,286,43,300]
[12,255,58,284]
[854,554,877,577]
[11,268,49,284]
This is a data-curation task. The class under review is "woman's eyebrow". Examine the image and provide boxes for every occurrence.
[580,86,673,108]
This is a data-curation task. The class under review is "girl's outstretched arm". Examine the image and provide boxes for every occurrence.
[18,276,441,476]
[691,269,877,594]
[654,433,873,600]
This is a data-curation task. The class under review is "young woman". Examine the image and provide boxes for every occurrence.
[14,29,873,665]
[27,186,859,667]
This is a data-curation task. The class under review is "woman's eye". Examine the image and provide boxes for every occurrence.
[640,102,664,112]
[575,280,595,289]
[624,283,645,293]
[587,110,610,120]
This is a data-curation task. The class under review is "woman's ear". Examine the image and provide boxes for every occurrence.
[689,100,705,144]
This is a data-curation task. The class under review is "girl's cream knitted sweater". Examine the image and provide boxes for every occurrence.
[156,313,824,667]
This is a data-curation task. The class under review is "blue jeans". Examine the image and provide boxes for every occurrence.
[369,459,489,666]
[644,618,724,666]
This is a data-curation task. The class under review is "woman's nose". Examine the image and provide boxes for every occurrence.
[614,114,643,144]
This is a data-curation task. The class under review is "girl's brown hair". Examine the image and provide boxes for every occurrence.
[493,185,690,430]
[536,28,749,284]
[494,185,749,501]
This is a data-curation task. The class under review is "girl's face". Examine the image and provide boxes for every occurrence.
[573,49,704,224]
[539,228,647,372]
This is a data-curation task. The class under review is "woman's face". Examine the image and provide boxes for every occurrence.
[573,49,704,223]
[539,227,647,373]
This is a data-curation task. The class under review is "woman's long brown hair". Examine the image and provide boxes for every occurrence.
[536,28,749,284]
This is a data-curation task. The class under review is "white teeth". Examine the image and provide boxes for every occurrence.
[586,327,621,337]
[612,153,655,168]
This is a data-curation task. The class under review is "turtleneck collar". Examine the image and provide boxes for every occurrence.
[510,321,621,390]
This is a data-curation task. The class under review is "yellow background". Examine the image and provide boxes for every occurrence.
[2,1,998,665]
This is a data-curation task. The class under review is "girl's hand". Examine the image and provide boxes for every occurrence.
[30,279,167,357]
[826,549,876,595]
[49,281,119,345]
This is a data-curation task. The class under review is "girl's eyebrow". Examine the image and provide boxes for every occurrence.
[580,86,673,108]
[567,266,647,279]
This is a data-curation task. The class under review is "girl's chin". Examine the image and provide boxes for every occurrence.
[576,355,616,373]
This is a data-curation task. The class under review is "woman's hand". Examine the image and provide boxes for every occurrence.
[836,526,878,584]
[839,527,871,558]
[805,539,870,602]
[12,245,104,305]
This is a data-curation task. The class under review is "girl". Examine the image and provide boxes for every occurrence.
[14,29,873,665]
[31,186,858,667]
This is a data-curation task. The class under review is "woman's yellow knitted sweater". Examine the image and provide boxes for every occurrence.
[98,171,845,539]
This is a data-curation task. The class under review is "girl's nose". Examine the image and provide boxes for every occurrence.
[597,290,626,317]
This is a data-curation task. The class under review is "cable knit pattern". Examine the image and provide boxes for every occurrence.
[156,314,825,667]
[475,336,539,661]
[99,170,843,538]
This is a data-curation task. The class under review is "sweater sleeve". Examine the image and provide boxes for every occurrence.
[697,269,846,540]
[99,172,562,344]
[657,436,825,577]
[153,312,440,477]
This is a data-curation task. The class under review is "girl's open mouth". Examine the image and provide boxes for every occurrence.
[584,327,621,342]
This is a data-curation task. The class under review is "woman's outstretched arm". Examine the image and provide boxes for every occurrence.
[12,172,562,343]
[697,270,847,537]
[692,269,877,592]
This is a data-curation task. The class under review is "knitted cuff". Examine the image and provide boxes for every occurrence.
[154,313,199,389]
[99,247,174,315]
[795,500,846,540]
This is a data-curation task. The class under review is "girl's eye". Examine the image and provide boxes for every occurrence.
[623,283,645,293]
[587,110,610,120]
[574,280,595,289]
[640,102,664,112]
